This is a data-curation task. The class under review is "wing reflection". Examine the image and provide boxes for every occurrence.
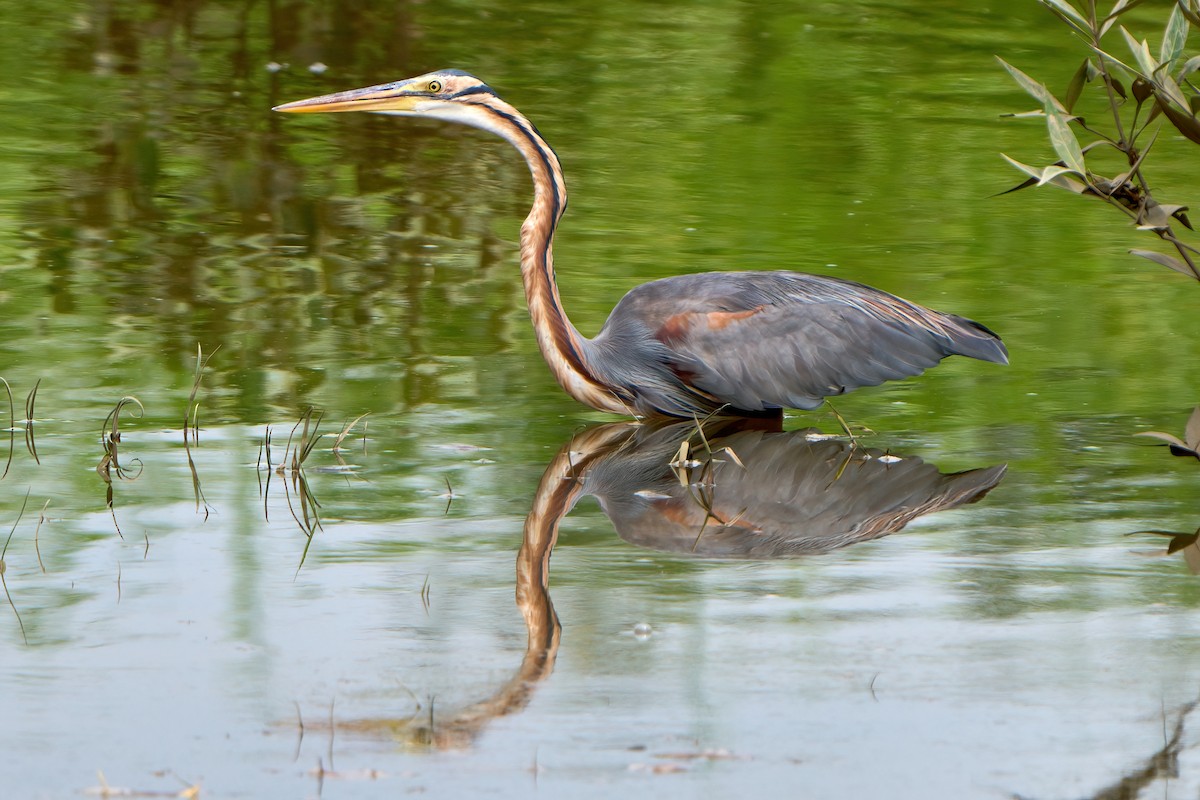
[331,420,1003,751]
[573,418,1007,557]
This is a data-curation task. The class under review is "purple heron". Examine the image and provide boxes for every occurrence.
[275,70,1007,418]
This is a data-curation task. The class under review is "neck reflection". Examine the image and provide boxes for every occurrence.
[339,419,1005,749]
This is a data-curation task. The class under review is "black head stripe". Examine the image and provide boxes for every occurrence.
[449,84,498,100]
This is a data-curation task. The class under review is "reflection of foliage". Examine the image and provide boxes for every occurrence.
[1,490,30,644]
[1016,698,1199,800]
[8,2,523,419]
[184,345,217,518]
[0,378,40,480]
[999,0,1200,279]
[259,407,326,573]
[96,396,145,541]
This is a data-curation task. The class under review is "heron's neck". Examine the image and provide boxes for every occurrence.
[484,102,630,413]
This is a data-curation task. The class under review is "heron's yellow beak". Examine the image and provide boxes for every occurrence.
[273,82,422,114]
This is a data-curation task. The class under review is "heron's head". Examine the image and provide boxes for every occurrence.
[273,70,500,124]
[274,69,562,206]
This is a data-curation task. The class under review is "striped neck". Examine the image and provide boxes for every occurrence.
[446,96,630,413]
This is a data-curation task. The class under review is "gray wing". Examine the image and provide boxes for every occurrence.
[592,271,1007,413]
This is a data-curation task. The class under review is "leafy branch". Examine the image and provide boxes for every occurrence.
[999,0,1200,280]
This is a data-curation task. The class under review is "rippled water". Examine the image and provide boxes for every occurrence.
[4,2,1200,798]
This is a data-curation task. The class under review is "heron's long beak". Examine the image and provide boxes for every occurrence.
[273,82,421,114]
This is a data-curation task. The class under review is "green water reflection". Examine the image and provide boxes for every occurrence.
[4,1,1200,798]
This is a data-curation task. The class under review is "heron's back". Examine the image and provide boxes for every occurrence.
[586,271,1007,416]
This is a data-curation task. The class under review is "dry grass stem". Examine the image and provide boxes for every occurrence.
[2,489,30,644]
[34,499,48,573]
[332,412,370,452]
[183,347,218,518]
[24,379,40,464]
[1,377,13,480]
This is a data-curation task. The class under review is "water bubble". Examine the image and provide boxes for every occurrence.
[633,622,652,639]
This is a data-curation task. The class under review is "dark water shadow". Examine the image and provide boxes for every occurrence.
[331,419,1005,750]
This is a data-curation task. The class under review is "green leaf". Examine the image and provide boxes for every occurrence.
[1129,248,1198,276]
[1161,3,1190,68]
[1178,0,1200,28]
[1186,406,1200,450]
[1138,198,1180,229]
[1121,26,1159,76]
[1000,154,1044,181]
[1065,59,1091,111]
[1000,155,1088,193]
[1179,54,1200,79]
[1136,430,1189,447]
[1044,102,1087,176]
[1156,98,1200,144]
[1104,72,1128,99]
[1108,0,1150,18]
[1103,0,1151,37]
[993,176,1040,197]
[1158,73,1192,111]
[1091,46,1139,88]
[1036,164,1082,185]
[997,57,1068,112]
[1041,0,1093,36]
[1048,175,1089,193]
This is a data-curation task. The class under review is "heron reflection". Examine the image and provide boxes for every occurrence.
[332,420,1003,750]
[569,418,1006,557]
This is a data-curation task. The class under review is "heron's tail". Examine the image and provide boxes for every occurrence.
[942,314,1009,365]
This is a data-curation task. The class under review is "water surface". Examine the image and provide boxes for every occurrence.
[3,2,1200,798]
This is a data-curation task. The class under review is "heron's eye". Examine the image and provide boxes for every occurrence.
[427,80,443,93]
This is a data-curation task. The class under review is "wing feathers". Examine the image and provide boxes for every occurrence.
[590,271,1006,415]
